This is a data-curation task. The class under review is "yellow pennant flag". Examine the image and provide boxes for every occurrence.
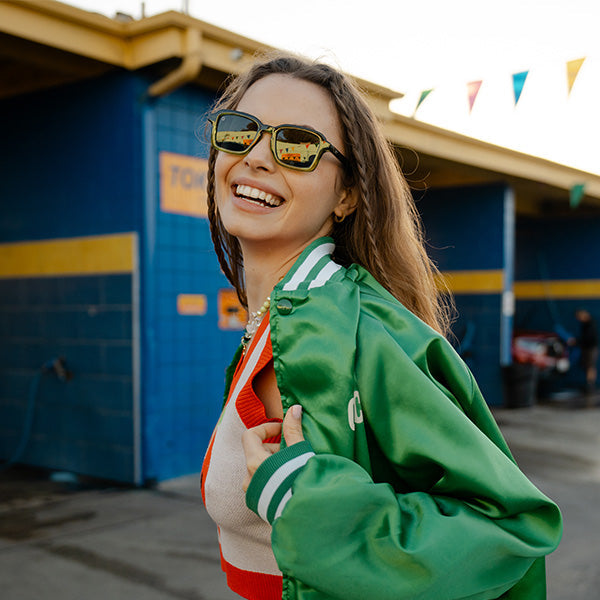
[566,58,586,94]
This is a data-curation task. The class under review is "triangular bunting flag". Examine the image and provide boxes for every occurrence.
[566,57,586,94]
[570,183,585,209]
[413,89,433,116]
[467,80,483,113]
[512,71,529,105]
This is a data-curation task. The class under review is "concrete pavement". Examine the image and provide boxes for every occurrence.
[0,470,236,599]
[1,399,599,599]
[492,400,600,599]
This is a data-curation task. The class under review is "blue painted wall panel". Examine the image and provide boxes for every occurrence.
[516,215,600,282]
[0,71,145,480]
[450,294,504,406]
[419,184,509,406]
[0,71,144,242]
[141,86,242,481]
[0,274,134,481]
[418,184,506,271]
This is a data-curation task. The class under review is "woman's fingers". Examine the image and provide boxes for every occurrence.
[282,404,305,445]
[244,420,283,444]
[242,422,283,490]
[241,406,306,492]
[262,443,280,453]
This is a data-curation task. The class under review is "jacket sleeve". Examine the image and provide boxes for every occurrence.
[249,314,562,600]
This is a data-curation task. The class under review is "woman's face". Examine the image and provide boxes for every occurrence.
[214,74,354,256]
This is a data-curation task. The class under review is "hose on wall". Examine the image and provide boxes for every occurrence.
[0,358,71,471]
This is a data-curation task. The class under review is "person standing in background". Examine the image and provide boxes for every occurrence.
[573,309,598,398]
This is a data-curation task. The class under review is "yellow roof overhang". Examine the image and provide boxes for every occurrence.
[381,113,600,207]
[1,0,399,100]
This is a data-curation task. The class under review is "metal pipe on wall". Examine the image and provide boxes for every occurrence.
[147,27,202,97]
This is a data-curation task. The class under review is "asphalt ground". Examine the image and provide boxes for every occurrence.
[1,395,599,600]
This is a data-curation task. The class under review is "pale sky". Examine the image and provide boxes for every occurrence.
[66,0,600,174]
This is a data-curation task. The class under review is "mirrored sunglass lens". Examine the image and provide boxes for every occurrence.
[275,128,321,168]
[215,114,259,152]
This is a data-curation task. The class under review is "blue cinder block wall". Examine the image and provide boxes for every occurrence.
[0,72,144,481]
[515,214,600,391]
[419,184,512,406]
[0,272,135,480]
[140,87,242,482]
[0,72,143,243]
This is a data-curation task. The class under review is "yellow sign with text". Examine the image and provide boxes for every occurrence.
[218,289,247,331]
[177,294,208,316]
[160,151,209,218]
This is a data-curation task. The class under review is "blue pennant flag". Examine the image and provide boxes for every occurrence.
[512,71,529,105]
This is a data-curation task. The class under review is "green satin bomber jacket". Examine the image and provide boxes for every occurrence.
[232,237,562,600]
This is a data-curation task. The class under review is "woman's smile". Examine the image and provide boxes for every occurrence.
[233,183,284,208]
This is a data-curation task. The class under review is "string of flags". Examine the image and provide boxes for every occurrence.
[413,57,586,116]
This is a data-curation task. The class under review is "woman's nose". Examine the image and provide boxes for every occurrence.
[244,132,276,171]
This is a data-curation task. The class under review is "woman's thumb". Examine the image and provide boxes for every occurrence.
[283,404,305,445]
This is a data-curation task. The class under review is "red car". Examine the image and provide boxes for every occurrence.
[512,332,570,373]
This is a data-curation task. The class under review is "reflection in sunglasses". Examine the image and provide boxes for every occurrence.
[216,129,319,166]
[278,144,318,166]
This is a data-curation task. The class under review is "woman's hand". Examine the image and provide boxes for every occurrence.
[241,405,305,492]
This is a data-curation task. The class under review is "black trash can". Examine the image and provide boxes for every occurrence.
[502,363,538,408]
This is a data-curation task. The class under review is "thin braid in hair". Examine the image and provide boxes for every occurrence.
[329,80,392,291]
[328,70,451,330]
[206,150,230,280]
[206,148,247,306]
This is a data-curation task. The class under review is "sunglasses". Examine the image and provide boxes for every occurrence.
[208,109,349,172]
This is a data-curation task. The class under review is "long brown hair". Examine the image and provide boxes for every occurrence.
[205,53,453,335]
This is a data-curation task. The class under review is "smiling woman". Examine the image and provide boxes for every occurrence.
[212,74,355,281]
[200,53,562,600]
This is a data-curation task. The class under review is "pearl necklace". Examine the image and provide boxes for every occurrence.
[242,296,270,348]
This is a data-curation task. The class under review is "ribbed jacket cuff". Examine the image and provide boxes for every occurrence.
[246,441,315,524]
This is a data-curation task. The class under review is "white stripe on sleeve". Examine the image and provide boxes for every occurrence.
[308,262,342,289]
[256,451,315,521]
[282,243,335,291]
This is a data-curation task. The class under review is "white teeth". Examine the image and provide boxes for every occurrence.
[235,184,283,207]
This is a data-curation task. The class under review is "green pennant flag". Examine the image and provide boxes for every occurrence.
[512,71,529,105]
[570,183,585,209]
[413,89,433,116]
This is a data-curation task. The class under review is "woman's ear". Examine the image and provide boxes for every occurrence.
[333,186,359,221]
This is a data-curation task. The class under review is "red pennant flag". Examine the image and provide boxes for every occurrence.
[566,58,586,94]
[467,80,483,113]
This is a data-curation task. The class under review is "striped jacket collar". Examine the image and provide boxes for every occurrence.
[278,237,344,292]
